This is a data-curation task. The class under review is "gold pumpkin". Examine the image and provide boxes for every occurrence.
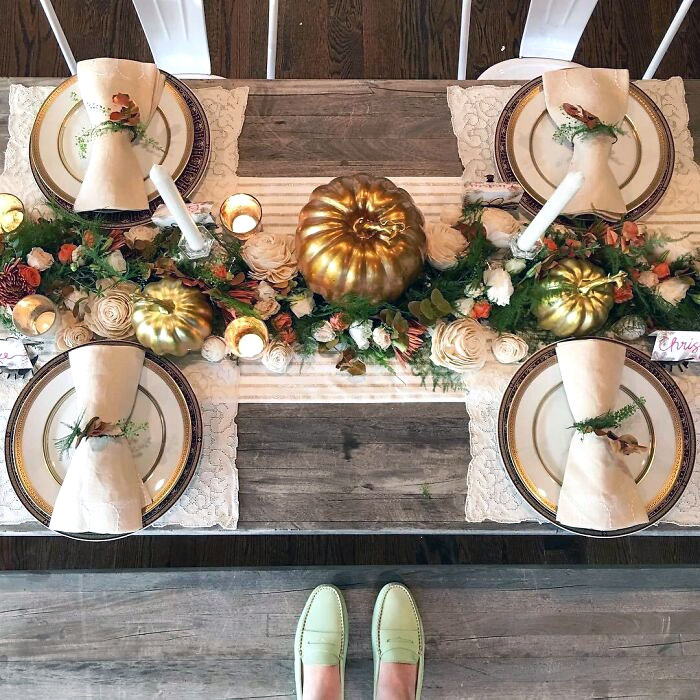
[296,174,426,303]
[132,278,213,356]
[533,259,621,337]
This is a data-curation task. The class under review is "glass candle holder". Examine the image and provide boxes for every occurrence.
[12,294,61,338]
[0,193,24,233]
[220,193,263,240]
[224,316,269,359]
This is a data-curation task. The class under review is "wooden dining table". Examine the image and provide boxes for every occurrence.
[1,77,699,538]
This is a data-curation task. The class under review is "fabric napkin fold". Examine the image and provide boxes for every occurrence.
[73,58,165,212]
[49,344,151,534]
[543,67,629,217]
[555,339,649,531]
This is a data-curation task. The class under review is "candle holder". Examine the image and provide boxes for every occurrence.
[0,193,24,233]
[510,233,544,260]
[12,294,61,338]
[220,193,263,240]
[177,225,215,260]
[224,316,269,359]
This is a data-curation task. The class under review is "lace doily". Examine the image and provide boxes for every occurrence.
[0,357,239,529]
[447,77,700,257]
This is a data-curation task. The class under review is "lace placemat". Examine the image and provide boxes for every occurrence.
[447,77,700,258]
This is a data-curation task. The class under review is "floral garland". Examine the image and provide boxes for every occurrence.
[0,195,698,391]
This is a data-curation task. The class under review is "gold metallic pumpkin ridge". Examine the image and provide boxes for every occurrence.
[533,258,615,337]
[132,278,214,356]
[296,174,427,304]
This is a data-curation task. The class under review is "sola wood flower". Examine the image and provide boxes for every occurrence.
[56,322,93,352]
[425,222,468,270]
[430,318,487,372]
[84,281,138,340]
[241,233,297,284]
[491,333,528,364]
[262,340,294,373]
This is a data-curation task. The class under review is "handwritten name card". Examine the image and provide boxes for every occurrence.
[652,331,700,362]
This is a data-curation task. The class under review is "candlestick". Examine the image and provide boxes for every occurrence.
[512,171,585,258]
[0,193,24,233]
[149,164,214,259]
[224,316,269,360]
[12,294,60,338]
[220,193,263,240]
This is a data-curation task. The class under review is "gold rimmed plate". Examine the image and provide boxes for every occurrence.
[498,338,695,537]
[494,78,674,221]
[30,72,210,229]
[4,341,202,540]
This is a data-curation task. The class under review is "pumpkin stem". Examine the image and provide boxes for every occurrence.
[352,217,405,239]
[579,270,627,295]
[134,292,175,314]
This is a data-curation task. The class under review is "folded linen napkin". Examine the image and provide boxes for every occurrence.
[73,58,165,212]
[49,344,151,534]
[543,67,629,217]
[555,339,649,531]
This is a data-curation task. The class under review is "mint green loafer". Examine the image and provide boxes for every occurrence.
[372,583,424,700]
[294,584,348,699]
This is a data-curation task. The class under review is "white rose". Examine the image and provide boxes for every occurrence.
[262,340,294,373]
[372,325,392,350]
[430,318,487,372]
[312,320,336,343]
[481,208,520,248]
[504,257,527,274]
[483,267,514,306]
[656,277,690,306]
[290,292,315,318]
[26,247,54,271]
[242,232,297,284]
[256,281,277,301]
[464,282,485,298]
[71,245,87,267]
[254,297,281,320]
[124,225,158,249]
[106,250,127,275]
[638,270,659,288]
[455,298,475,316]
[492,333,528,364]
[425,222,469,270]
[349,320,372,350]
[201,336,228,362]
[439,204,463,227]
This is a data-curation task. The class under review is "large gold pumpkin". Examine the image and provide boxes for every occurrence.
[296,174,426,303]
[132,278,213,356]
[533,259,616,337]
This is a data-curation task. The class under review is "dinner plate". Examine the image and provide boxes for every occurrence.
[4,341,202,540]
[30,72,210,228]
[498,339,695,537]
[494,78,674,221]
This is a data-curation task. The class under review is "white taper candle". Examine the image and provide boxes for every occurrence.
[149,164,206,251]
[517,171,585,252]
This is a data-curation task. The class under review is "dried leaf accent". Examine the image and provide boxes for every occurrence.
[109,93,140,126]
[594,429,648,456]
[336,348,366,376]
[562,103,601,129]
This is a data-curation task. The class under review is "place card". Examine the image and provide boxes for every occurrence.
[0,337,33,371]
[651,331,700,362]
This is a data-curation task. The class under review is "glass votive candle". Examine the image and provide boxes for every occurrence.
[0,193,24,233]
[220,193,262,240]
[224,316,269,359]
[12,294,61,338]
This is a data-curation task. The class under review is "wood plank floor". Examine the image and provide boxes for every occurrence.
[0,0,697,80]
[1,566,700,698]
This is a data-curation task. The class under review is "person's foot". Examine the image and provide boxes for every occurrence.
[294,584,348,700]
[372,583,424,700]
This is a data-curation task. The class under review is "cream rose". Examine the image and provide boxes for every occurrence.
[439,204,463,227]
[656,277,690,306]
[290,291,316,318]
[349,320,372,350]
[372,325,392,350]
[256,281,277,301]
[481,208,520,248]
[242,232,297,283]
[262,340,294,373]
[430,318,487,372]
[106,250,127,275]
[125,225,158,249]
[492,333,528,364]
[504,257,527,275]
[455,298,475,316]
[84,281,137,340]
[312,320,336,343]
[638,270,659,288]
[483,267,514,306]
[26,247,54,271]
[254,297,281,320]
[425,222,468,270]
[201,336,228,362]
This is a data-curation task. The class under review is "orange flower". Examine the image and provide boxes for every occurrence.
[629,268,640,281]
[543,237,557,252]
[18,264,40,287]
[279,327,298,345]
[470,300,491,319]
[83,230,95,248]
[603,227,619,247]
[58,243,77,264]
[652,261,670,279]
[614,283,634,304]
[621,221,644,247]
[271,312,293,331]
[329,312,350,331]
[210,264,229,280]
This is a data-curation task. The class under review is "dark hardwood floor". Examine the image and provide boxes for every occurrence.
[0,0,697,79]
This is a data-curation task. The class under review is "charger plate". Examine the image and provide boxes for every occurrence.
[494,78,674,221]
[29,72,210,228]
[498,339,695,537]
[4,341,202,540]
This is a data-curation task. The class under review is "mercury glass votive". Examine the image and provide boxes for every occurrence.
[224,316,269,359]
[0,193,24,233]
[12,294,60,338]
[220,193,263,240]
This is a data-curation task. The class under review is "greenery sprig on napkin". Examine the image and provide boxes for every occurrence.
[570,397,647,455]
[553,103,624,145]
[55,414,147,457]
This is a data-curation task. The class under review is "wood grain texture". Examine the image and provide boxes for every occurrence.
[2,566,700,697]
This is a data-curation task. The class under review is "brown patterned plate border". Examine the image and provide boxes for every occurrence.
[4,340,203,541]
[29,72,210,229]
[494,78,675,222]
[497,337,695,538]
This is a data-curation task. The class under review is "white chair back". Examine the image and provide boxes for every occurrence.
[39,0,77,75]
[643,0,694,79]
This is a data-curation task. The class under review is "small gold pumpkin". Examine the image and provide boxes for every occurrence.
[296,174,426,304]
[533,259,621,337]
[132,278,213,356]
